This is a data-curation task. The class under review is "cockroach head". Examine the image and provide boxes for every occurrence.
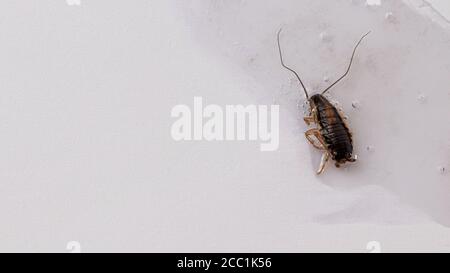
[309,93,327,108]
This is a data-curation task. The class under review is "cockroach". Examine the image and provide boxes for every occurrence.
[277,28,370,174]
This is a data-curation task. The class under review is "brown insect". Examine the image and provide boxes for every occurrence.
[277,29,370,174]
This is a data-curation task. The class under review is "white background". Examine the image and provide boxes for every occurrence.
[0,0,449,252]
[428,0,450,19]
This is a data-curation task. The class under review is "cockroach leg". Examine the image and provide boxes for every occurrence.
[305,129,325,150]
[313,130,327,147]
[303,116,314,125]
[317,152,330,175]
[304,108,318,126]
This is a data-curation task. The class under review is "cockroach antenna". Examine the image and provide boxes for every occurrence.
[321,31,371,95]
[277,28,309,99]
